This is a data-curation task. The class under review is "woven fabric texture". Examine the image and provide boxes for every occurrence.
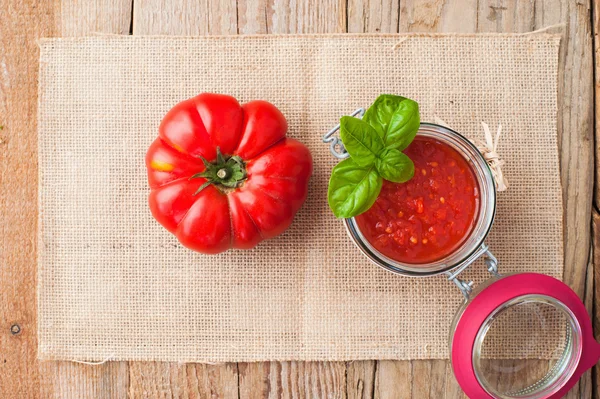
[38,34,562,362]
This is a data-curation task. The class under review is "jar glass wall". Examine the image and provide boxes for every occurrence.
[344,123,497,276]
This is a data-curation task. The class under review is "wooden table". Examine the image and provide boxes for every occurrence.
[0,0,596,397]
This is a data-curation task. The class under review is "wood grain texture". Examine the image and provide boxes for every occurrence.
[541,2,594,390]
[60,0,133,36]
[596,0,600,210]
[346,361,375,399]
[237,0,268,34]
[412,360,446,398]
[267,0,347,33]
[399,0,478,32]
[0,0,594,397]
[593,210,600,399]
[134,0,346,35]
[373,360,411,399]
[238,362,347,398]
[552,0,594,300]
[394,2,478,398]
[39,361,129,399]
[0,0,56,397]
[36,1,133,398]
[580,258,595,399]
[476,0,536,33]
[347,0,399,33]
[127,2,241,398]
[128,362,238,399]
[133,0,237,35]
[395,1,595,398]
[443,363,464,399]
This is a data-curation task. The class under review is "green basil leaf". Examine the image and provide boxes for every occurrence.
[375,148,415,183]
[339,116,384,167]
[363,94,420,150]
[327,157,383,218]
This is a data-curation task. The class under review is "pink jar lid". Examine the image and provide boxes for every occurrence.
[451,273,600,398]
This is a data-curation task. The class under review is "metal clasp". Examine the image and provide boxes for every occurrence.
[444,244,500,300]
[323,108,365,159]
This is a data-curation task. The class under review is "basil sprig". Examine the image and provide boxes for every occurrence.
[327,94,420,218]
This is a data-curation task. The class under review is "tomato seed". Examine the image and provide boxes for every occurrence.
[354,136,479,264]
[416,199,424,214]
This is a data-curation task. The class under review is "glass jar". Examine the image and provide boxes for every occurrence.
[324,111,600,398]
[344,123,496,277]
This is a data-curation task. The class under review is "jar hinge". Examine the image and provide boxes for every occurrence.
[322,108,365,159]
[444,244,499,300]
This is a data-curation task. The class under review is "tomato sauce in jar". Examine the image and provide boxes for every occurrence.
[355,136,479,264]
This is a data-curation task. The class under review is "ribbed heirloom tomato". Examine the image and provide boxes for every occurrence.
[146,93,313,254]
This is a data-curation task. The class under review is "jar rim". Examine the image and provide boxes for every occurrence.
[472,294,582,399]
[344,122,497,277]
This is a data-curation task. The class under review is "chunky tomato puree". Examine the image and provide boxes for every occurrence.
[355,136,479,264]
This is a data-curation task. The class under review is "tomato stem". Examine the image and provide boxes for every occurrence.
[217,169,229,179]
[191,150,247,196]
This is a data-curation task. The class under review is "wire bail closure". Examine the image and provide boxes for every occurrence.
[322,108,365,159]
[444,245,500,300]
[324,109,503,300]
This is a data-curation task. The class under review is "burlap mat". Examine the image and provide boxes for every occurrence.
[38,34,562,362]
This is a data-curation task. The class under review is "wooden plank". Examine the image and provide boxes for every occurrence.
[548,0,594,300]
[132,0,238,35]
[59,0,133,36]
[128,362,238,398]
[443,362,464,399]
[593,210,600,399]
[347,0,399,33]
[127,1,241,397]
[596,0,600,209]
[373,360,411,399]
[24,1,594,398]
[399,0,478,33]
[578,258,594,399]
[590,1,600,395]
[232,1,350,396]
[0,0,56,397]
[267,0,347,34]
[395,2,480,398]
[481,3,596,398]
[412,360,446,398]
[238,362,347,398]
[237,0,268,34]
[531,0,594,389]
[34,1,134,398]
[476,0,536,33]
[39,361,129,399]
[346,361,375,399]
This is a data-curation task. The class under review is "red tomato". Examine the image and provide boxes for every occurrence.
[146,93,313,254]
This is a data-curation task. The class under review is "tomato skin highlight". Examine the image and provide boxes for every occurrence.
[355,136,479,264]
[236,100,288,159]
[146,93,312,254]
[146,138,205,188]
[176,186,232,254]
[246,138,313,212]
